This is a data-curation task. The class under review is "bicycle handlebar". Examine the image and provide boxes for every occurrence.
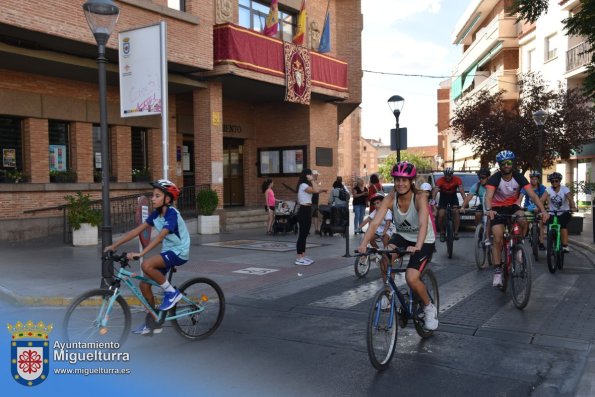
[102,251,139,267]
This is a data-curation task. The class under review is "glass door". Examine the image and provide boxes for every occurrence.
[223,138,244,206]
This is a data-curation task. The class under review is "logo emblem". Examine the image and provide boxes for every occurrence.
[123,37,130,56]
[8,321,52,387]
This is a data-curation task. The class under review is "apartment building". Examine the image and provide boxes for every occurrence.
[0,0,362,240]
[517,0,594,203]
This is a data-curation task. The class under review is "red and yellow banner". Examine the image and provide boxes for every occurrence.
[292,0,306,46]
[263,0,279,37]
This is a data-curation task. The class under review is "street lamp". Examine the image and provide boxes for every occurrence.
[450,139,460,168]
[83,0,119,285]
[387,95,405,162]
[533,109,548,176]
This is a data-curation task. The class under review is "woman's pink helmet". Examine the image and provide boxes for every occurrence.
[391,161,417,179]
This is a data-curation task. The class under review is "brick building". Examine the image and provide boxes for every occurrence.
[0,0,362,240]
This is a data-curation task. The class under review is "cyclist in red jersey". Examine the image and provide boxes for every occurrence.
[484,151,549,287]
[432,167,466,242]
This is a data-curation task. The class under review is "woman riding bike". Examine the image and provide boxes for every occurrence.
[358,161,438,331]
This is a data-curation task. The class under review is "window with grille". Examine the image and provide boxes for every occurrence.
[239,0,296,42]
[131,127,149,172]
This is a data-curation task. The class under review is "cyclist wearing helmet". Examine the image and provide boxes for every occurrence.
[358,161,438,331]
[461,168,491,226]
[518,170,547,250]
[485,151,549,287]
[432,167,466,242]
[358,194,395,248]
[105,179,190,335]
[540,172,577,253]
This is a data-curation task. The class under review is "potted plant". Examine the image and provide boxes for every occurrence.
[132,168,151,182]
[64,191,101,246]
[2,169,24,183]
[566,181,595,235]
[196,188,220,234]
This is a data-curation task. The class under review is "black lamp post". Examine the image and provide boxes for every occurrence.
[83,0,119,285]
[450,139,460,168]
[387,95,405,162]
[532,109,548,177]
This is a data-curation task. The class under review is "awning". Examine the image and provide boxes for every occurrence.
[462,63,479,92]
[477,42,503,68]
[451,75,463,100]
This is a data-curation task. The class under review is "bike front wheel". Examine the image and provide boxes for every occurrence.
[414,268,439,338]
[546,229,557,274]
[446,220,454,259]
[366,290,398,371]
[63,289,131,345]
[354,255,371,278]
[474,223,487,269]
[172,278,225,340]
[510,244,532,310]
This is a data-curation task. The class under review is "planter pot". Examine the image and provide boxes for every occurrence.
[567,215,583,236]
[132,175,151,183]
[72,223,99,246]
[197,215,220,235]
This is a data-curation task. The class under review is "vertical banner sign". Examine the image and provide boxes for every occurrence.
[119,24,163,118]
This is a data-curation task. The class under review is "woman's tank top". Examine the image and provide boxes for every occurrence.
[393,193,435,244]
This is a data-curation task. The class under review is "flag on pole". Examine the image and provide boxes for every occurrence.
[292,0,306,45]
[263,0,279,37]
[318,10,330,53]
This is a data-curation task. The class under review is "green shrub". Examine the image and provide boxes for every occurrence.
[65,191,101,230]
[196,189,219,216]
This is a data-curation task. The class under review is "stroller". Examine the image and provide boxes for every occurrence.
[319,204,349,236]
[272,200,298,235]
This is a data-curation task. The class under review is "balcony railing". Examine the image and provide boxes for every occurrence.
[567,42,593,73]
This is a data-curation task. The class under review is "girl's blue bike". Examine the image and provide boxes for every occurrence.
[63,251,225,345]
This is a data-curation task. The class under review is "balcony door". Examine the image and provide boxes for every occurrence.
[223,138,244,207]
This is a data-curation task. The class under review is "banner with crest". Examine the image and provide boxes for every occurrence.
[283,42,311,105]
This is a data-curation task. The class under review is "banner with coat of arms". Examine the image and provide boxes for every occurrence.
[283,42,311,105]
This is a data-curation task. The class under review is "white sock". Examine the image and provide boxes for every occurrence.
[160,281,175,293]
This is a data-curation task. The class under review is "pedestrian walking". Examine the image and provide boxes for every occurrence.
[352,177,368,234]
[263,179,276,235]
[295,169,327,265]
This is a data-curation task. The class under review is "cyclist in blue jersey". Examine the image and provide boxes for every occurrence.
[518,171,547,250]
[105,179,190,335]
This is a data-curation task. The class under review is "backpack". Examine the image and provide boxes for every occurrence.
[338,188,349,201]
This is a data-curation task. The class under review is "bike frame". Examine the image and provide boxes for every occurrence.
[501,216,524,275]
[548,214,561,252]
[100,266,204,327]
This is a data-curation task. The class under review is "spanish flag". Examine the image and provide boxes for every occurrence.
[263,0,279,37]
[292,0,306,45]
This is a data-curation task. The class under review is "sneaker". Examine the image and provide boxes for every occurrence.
[380,294,391,310]
[158,290,182,311]
[492,267,503,287]
[484,238,492,247]
[132,322,162,335]
[562,245,570,253]
[454,233,460,240]
[439,233,446,242]
[295,258,311,266]
[423,303,439,331]
[303,257,315,264]
[539,243,546,251]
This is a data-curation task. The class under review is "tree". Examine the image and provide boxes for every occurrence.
[451,73,595,171]
[509,0,595,99]
[378,151,434,182]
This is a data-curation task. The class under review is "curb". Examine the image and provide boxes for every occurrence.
[568,238,595,255]
[0,285,146,307]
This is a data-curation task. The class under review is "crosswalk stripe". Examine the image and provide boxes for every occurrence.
[310,279,384,309]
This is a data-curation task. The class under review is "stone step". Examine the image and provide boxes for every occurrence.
[226,221,266,231]
[226,214,269,223]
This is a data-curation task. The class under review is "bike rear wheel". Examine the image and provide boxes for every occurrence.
[530,223,539,261]
[446,219,454,259]
[63,289,131,345]
[413,268,439,338]
[354,255,371,278]
[173,278,225,340]
[366,290,398,371]
[474,223,487,269]
[510,244,532,310]
[546,229,557,274]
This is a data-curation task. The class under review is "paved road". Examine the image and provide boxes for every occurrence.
[2,232,593,396]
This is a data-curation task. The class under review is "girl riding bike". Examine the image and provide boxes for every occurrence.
[540,172,577,253]
[358,162,438,331]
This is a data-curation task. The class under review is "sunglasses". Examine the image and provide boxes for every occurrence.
[551,179,561,183]
[480,176,488,179]
[499,160,513,167]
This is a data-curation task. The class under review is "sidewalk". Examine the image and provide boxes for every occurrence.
[568,213,594,254]
[0,219,358,306]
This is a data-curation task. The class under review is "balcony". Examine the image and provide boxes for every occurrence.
[455,16,517,77]
[212,23,348,100]
[566,42,593,74]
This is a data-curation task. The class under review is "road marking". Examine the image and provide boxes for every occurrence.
[310,279,383,309]
[233,267,279,275]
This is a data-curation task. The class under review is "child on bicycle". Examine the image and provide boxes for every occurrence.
[358,194,395,248]
[104,179,190,335]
